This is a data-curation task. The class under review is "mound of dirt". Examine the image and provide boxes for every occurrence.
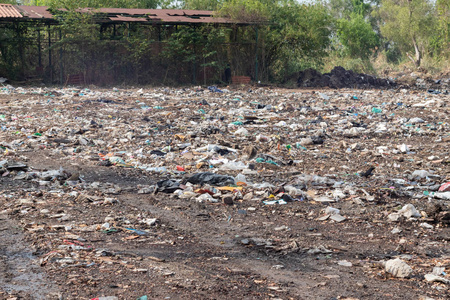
[297,66,395,89]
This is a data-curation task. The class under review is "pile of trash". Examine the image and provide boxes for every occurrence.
[393,70,450,93]
[297,66,395,89]
[0,84,449,299]
[0,85,449,220]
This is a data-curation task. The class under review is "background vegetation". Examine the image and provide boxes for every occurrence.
[0,0,449,85]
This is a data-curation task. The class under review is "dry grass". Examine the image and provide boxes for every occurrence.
[322,51,450,79]
[322,54,376,75]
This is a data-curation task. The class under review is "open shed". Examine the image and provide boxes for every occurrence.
[0,4,258,85]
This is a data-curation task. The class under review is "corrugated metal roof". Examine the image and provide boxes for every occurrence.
[89,8,236,24]
[1,6,246,25]
[94,8,214,16]
[109,16,149,22]
[0,4,22,18]
[18,6,54,19]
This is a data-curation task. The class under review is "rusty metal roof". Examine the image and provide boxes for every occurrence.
[0,4,22,18]
[89,8,236,24]
[109,16,149,22]
[18,6,54,19]
[1,6,244,25]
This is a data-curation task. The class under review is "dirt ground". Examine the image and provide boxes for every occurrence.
[0,85,449,300]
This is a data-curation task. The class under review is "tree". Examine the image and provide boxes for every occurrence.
[378,0,437,67]
[183,0,223,10]
[336,13,379,59]
[328,0,373,19]
[431,0,450,56]
[162,25,229,83]
[266,0,332,81]
[328,0,380,60]
[220,0,331,81]
[219,0,270,23]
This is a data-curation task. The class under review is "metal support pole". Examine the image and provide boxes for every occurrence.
[48,24,52,83]
[158,25,162,64]
[192,27,196,85]
[254,26,258,83]
[17,23,25,78]
[192,54,196,85]
[59,29,63,84]
[38,29,42,67]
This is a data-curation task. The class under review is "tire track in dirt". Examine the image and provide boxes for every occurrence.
[120,193,424,299]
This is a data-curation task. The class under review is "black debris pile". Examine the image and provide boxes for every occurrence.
[297,66,395,89]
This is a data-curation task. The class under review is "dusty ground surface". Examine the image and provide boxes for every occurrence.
[0,85,449,300]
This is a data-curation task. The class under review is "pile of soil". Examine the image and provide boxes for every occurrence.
[297,66,395,89]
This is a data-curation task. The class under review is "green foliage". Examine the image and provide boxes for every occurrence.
[328,0,380,62]
[183,0,223,11]
[159,0,182,8]
[49,4,98,41]
[162,25,230,83]
[164,27,202,63]
[350,0,372,16]
[22,0,49,5]
[0,23,28,79]
[219,0,332,81]
[336,13,379,59]
[219,0,269,23]
[430,0,450,56]
[377,0,437,66]
[125,32,153,64]
[163,25,227,63]
[328,0,373,18]
[37,0,159,9]
[323,52,375,75]
[0,0,20,4]
[385,44,402,64]
[265,1,332,81]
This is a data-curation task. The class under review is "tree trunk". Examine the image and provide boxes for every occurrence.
[412,35,421,67]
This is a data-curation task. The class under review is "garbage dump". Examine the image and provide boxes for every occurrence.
[0,84,449,299]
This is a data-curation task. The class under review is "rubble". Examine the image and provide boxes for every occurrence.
[0,85,449,299]
[385,259,413,278]
[424,274,449,284]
